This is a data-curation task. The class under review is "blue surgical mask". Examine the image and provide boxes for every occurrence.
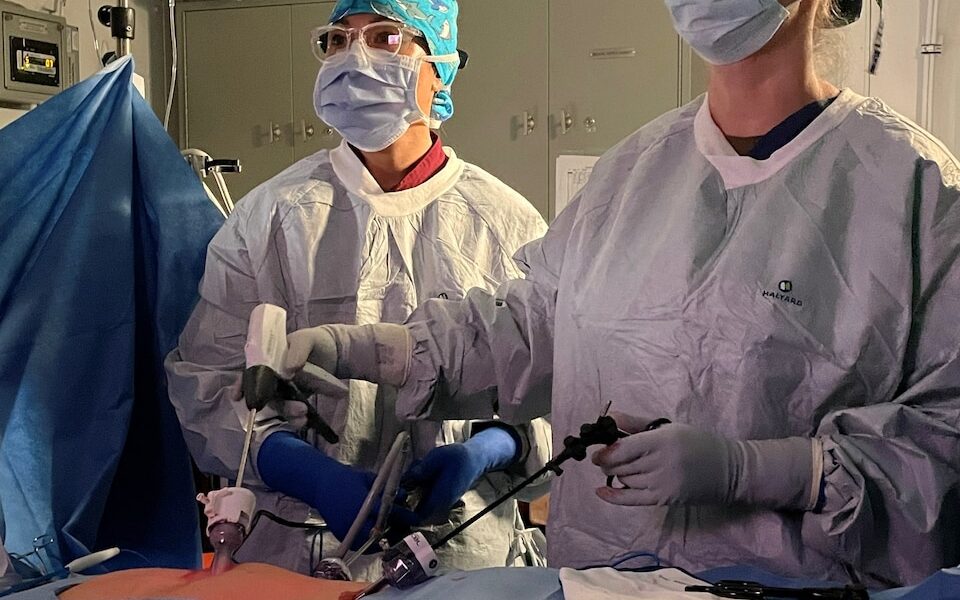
[314,46,432,153]
[664,0,790,65]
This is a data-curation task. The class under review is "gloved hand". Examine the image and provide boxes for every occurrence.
[285,323,412,386]
[284,325,338,375]
[592,413,818,510]
[401,426,519,525]
[258,432,415,550]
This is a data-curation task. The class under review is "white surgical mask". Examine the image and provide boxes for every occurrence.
[314,45,455,152]
[664,0,790,65]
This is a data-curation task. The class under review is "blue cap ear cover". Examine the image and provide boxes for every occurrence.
[830,0,863,27]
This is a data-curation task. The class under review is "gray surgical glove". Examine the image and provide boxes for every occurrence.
[592,413,821,510]
[285,323,413,386]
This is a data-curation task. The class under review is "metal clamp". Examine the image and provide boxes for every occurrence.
[97,0,135,58]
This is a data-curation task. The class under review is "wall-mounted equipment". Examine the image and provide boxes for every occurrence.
[0,0,78,108]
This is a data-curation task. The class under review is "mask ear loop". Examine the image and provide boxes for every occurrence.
[423,51,461,66]
[398,55,441,129]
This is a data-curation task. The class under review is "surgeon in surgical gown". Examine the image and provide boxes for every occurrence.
[165,0,551,579]
[284,0,960,588]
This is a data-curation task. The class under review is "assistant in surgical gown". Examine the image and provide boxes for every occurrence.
[393,90,960,586]
[165,141,552,578]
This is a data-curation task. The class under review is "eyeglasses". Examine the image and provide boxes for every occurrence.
[310,22,425,63]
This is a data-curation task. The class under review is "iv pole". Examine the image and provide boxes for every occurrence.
[96,0,134,63]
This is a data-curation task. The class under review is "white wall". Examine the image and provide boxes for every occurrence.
[840,0,959,155]
[868,0,923,122]
[0,0,165,128]
[931,0,959,155]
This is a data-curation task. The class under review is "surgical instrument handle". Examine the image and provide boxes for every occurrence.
[605,417,670,489]
[65,548,120,573]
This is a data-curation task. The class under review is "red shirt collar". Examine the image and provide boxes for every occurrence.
[390,134,448,192]
[349,134,449,192]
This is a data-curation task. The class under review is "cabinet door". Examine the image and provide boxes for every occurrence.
[680,43,709,104]
[932,1,960,154]
[548,0,680,215]
[182,5,294,198]
[291,2,342,161]
[438,0,550,217]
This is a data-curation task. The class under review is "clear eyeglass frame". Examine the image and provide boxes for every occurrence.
[310,22,425,63]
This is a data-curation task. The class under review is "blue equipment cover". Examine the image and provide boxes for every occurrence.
[0,57,221,571]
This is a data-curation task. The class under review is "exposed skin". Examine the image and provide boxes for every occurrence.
[707,0,840,153]
[333,13,444,191]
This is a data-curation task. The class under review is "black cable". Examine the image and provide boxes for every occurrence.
[433,466,549,550]
[251,509,320,532]
[117,549,153,568]
[232,510,325,560]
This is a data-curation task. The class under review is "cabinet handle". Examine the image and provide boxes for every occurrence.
[561,110,575,135]
[523,111,536,136]
[299,120,316,142]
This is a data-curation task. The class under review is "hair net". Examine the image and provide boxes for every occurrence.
[329,0,460,122]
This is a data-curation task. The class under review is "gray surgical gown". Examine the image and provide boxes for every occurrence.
[165,142,552,578]
[395,90,960,586]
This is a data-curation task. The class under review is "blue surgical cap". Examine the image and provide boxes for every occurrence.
[328,0,460,123]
